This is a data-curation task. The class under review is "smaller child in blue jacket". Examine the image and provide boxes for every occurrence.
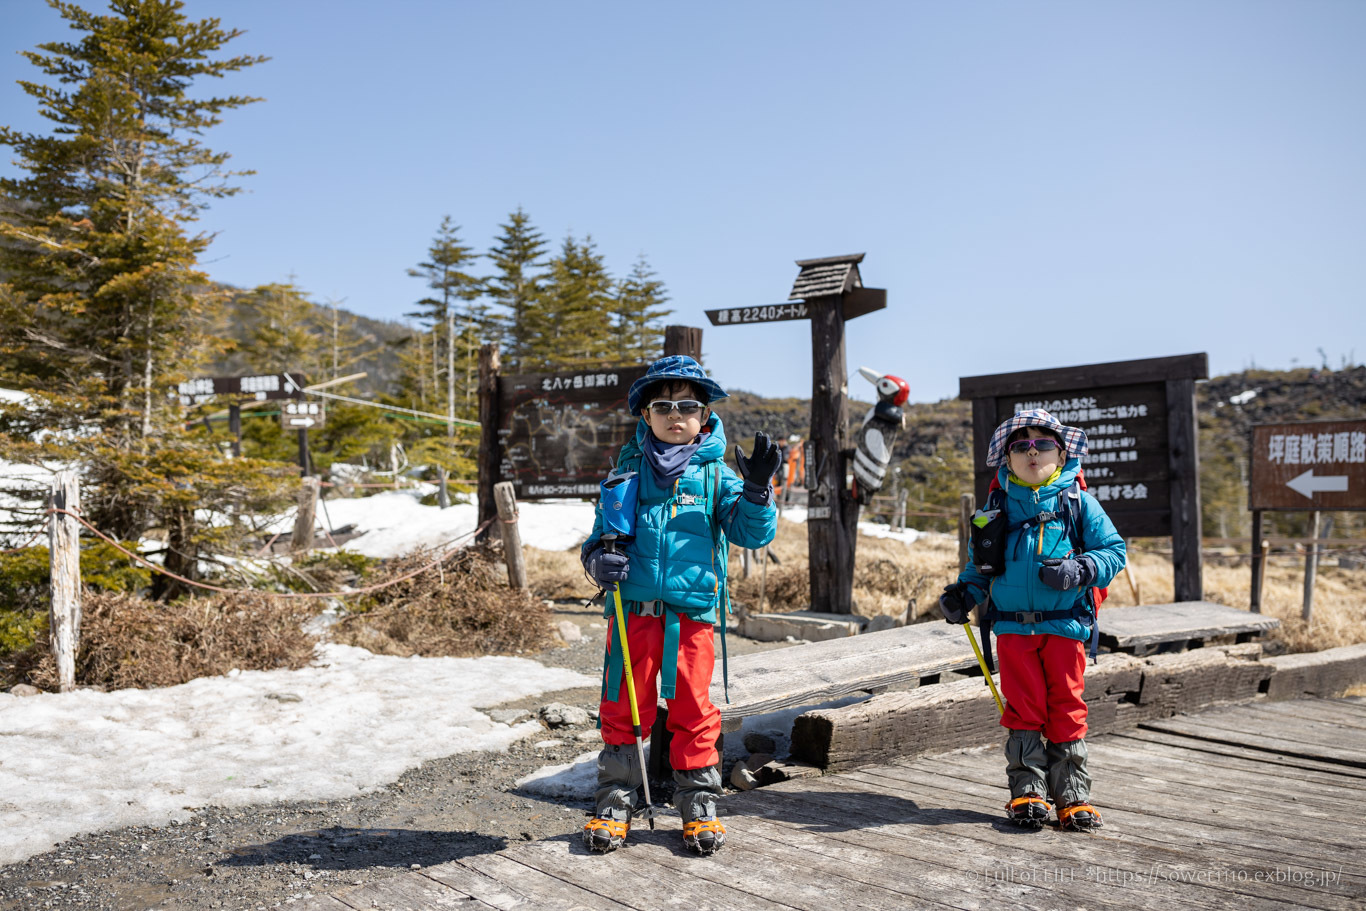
[940,409,1125,831]
[580,356,779,855]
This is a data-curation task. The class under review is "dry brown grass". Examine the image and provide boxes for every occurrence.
[1106,546,1366,653]
[7,590,318,691]
[332,542,553,658]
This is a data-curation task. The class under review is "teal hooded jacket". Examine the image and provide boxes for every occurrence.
[957,458,1126,642]
[581,413,777,624]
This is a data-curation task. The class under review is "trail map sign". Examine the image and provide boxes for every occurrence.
[1250,420,1366,511]
[961,353,1208,602]
[496,365,648,499]
[178,373,306,406]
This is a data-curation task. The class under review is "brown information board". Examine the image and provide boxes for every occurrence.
[496,365,648,499]
[1249,420,1366,511]
[961,353,1209,602]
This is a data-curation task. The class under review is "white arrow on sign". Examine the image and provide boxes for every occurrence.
[1286,469,1348,499]
[287,417,316,428]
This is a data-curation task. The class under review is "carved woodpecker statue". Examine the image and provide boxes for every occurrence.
[851,366,910,504]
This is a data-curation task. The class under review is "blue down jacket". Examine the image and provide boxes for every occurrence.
[958,458,1126,642]
[581,413,777,623]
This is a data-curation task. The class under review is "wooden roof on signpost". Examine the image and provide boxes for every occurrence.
[788,253,865,300]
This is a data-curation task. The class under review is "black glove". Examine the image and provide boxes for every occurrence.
[585,546,630,590]
[735,431,781,504]
[1038,556,1096,591]
[939,583,972,625]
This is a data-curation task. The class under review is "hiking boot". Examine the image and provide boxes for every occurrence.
[1058,802,1103,832]
[583,815,629,852]
[682,817,726,855]
[1005,795,1051,829]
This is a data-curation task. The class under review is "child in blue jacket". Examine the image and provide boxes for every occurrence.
[940,409,1125,831]
[580,356,779,855]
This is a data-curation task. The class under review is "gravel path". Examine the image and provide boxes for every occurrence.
[0,601,790,911]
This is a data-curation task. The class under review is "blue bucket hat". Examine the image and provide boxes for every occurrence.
[626,355,729,416]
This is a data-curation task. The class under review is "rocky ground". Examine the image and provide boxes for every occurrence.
[0,600,792,911]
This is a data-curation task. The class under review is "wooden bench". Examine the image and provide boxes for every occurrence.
[1098,601,1280,655]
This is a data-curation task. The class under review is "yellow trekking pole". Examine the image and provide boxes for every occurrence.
[603,534,657,829]
[964,622,1005,716]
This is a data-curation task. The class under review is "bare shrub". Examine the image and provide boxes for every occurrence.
[6,590,318,691]
[332,543,552,658]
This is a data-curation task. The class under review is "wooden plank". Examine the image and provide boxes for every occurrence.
[751,771,1319,910]
[736,802,1178,911]
[1099,602,1280,649]
[427,852,619,910]
[713,623,979,720]
[476,343,500,543]
[1116,727,1366,781]
[330,870,495,910]
[837,764,1366,906]
[507,836,796,911]
[1142,714,1366,768]
[1243,697,1366,732]
[1265,645,1366,700]
[1105,730,1366,794]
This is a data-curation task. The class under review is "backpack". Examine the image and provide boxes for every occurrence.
[971,468,1107,669]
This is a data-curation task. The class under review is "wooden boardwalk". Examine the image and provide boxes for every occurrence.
[302,698,1366,910]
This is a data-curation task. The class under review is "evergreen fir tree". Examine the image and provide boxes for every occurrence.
[405,217,483,424]
[486,207,547,372]
[615,255,673,362]
[0,0,288,588]
[533,234,616,369]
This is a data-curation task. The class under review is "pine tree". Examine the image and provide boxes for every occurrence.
[406,217,484,425]
[0,1,289,591]
[486,208,547,372]
[236,283,324,377]
[532,234,616,369]
[615,255,673,362]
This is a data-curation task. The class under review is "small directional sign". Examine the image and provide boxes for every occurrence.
[1250,420,1366,511]
[280,400,325,431]
[179,373,307,407]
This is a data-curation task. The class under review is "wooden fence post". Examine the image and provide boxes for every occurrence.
[958,493,975,570]
[48,471,81,693]
[1303,511,1326,624]
[663,325,703,360]
[477,344,501,544]
[291,477,320,553]
[493,481,528,591]
[1249,510,1264,613]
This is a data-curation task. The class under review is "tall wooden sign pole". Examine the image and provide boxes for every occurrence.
[704,254,887,614]
[806,295,858,613]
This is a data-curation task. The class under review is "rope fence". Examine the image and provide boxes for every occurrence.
[44,507,497,600]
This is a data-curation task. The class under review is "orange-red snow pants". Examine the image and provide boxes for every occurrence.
[998,633,1088,742]
[599,611,721,770]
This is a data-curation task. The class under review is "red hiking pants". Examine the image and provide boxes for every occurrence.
[599,611,721,770]
[998,633,1088,743]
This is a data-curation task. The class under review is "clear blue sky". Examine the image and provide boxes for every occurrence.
[3,0,1364,403]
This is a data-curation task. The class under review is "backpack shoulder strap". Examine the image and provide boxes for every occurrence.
[1061,480,1086,553]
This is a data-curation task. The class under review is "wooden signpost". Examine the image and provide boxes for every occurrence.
[474,328,702,541]
[1248,419,1366,619]
[960,353,1209,604]
[708,254,888,615]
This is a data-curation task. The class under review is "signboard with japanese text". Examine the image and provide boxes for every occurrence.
[280,400,325,431]
[496,365,649,499]
[960,354,1208,547]
[1000,383,1172,531]
[1249,420,1366,511]
[178,373,306,407]
[706,302,810,326]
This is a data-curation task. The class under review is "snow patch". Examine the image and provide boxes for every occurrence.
[0,644,593,866]
[1229,388,1260,406]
